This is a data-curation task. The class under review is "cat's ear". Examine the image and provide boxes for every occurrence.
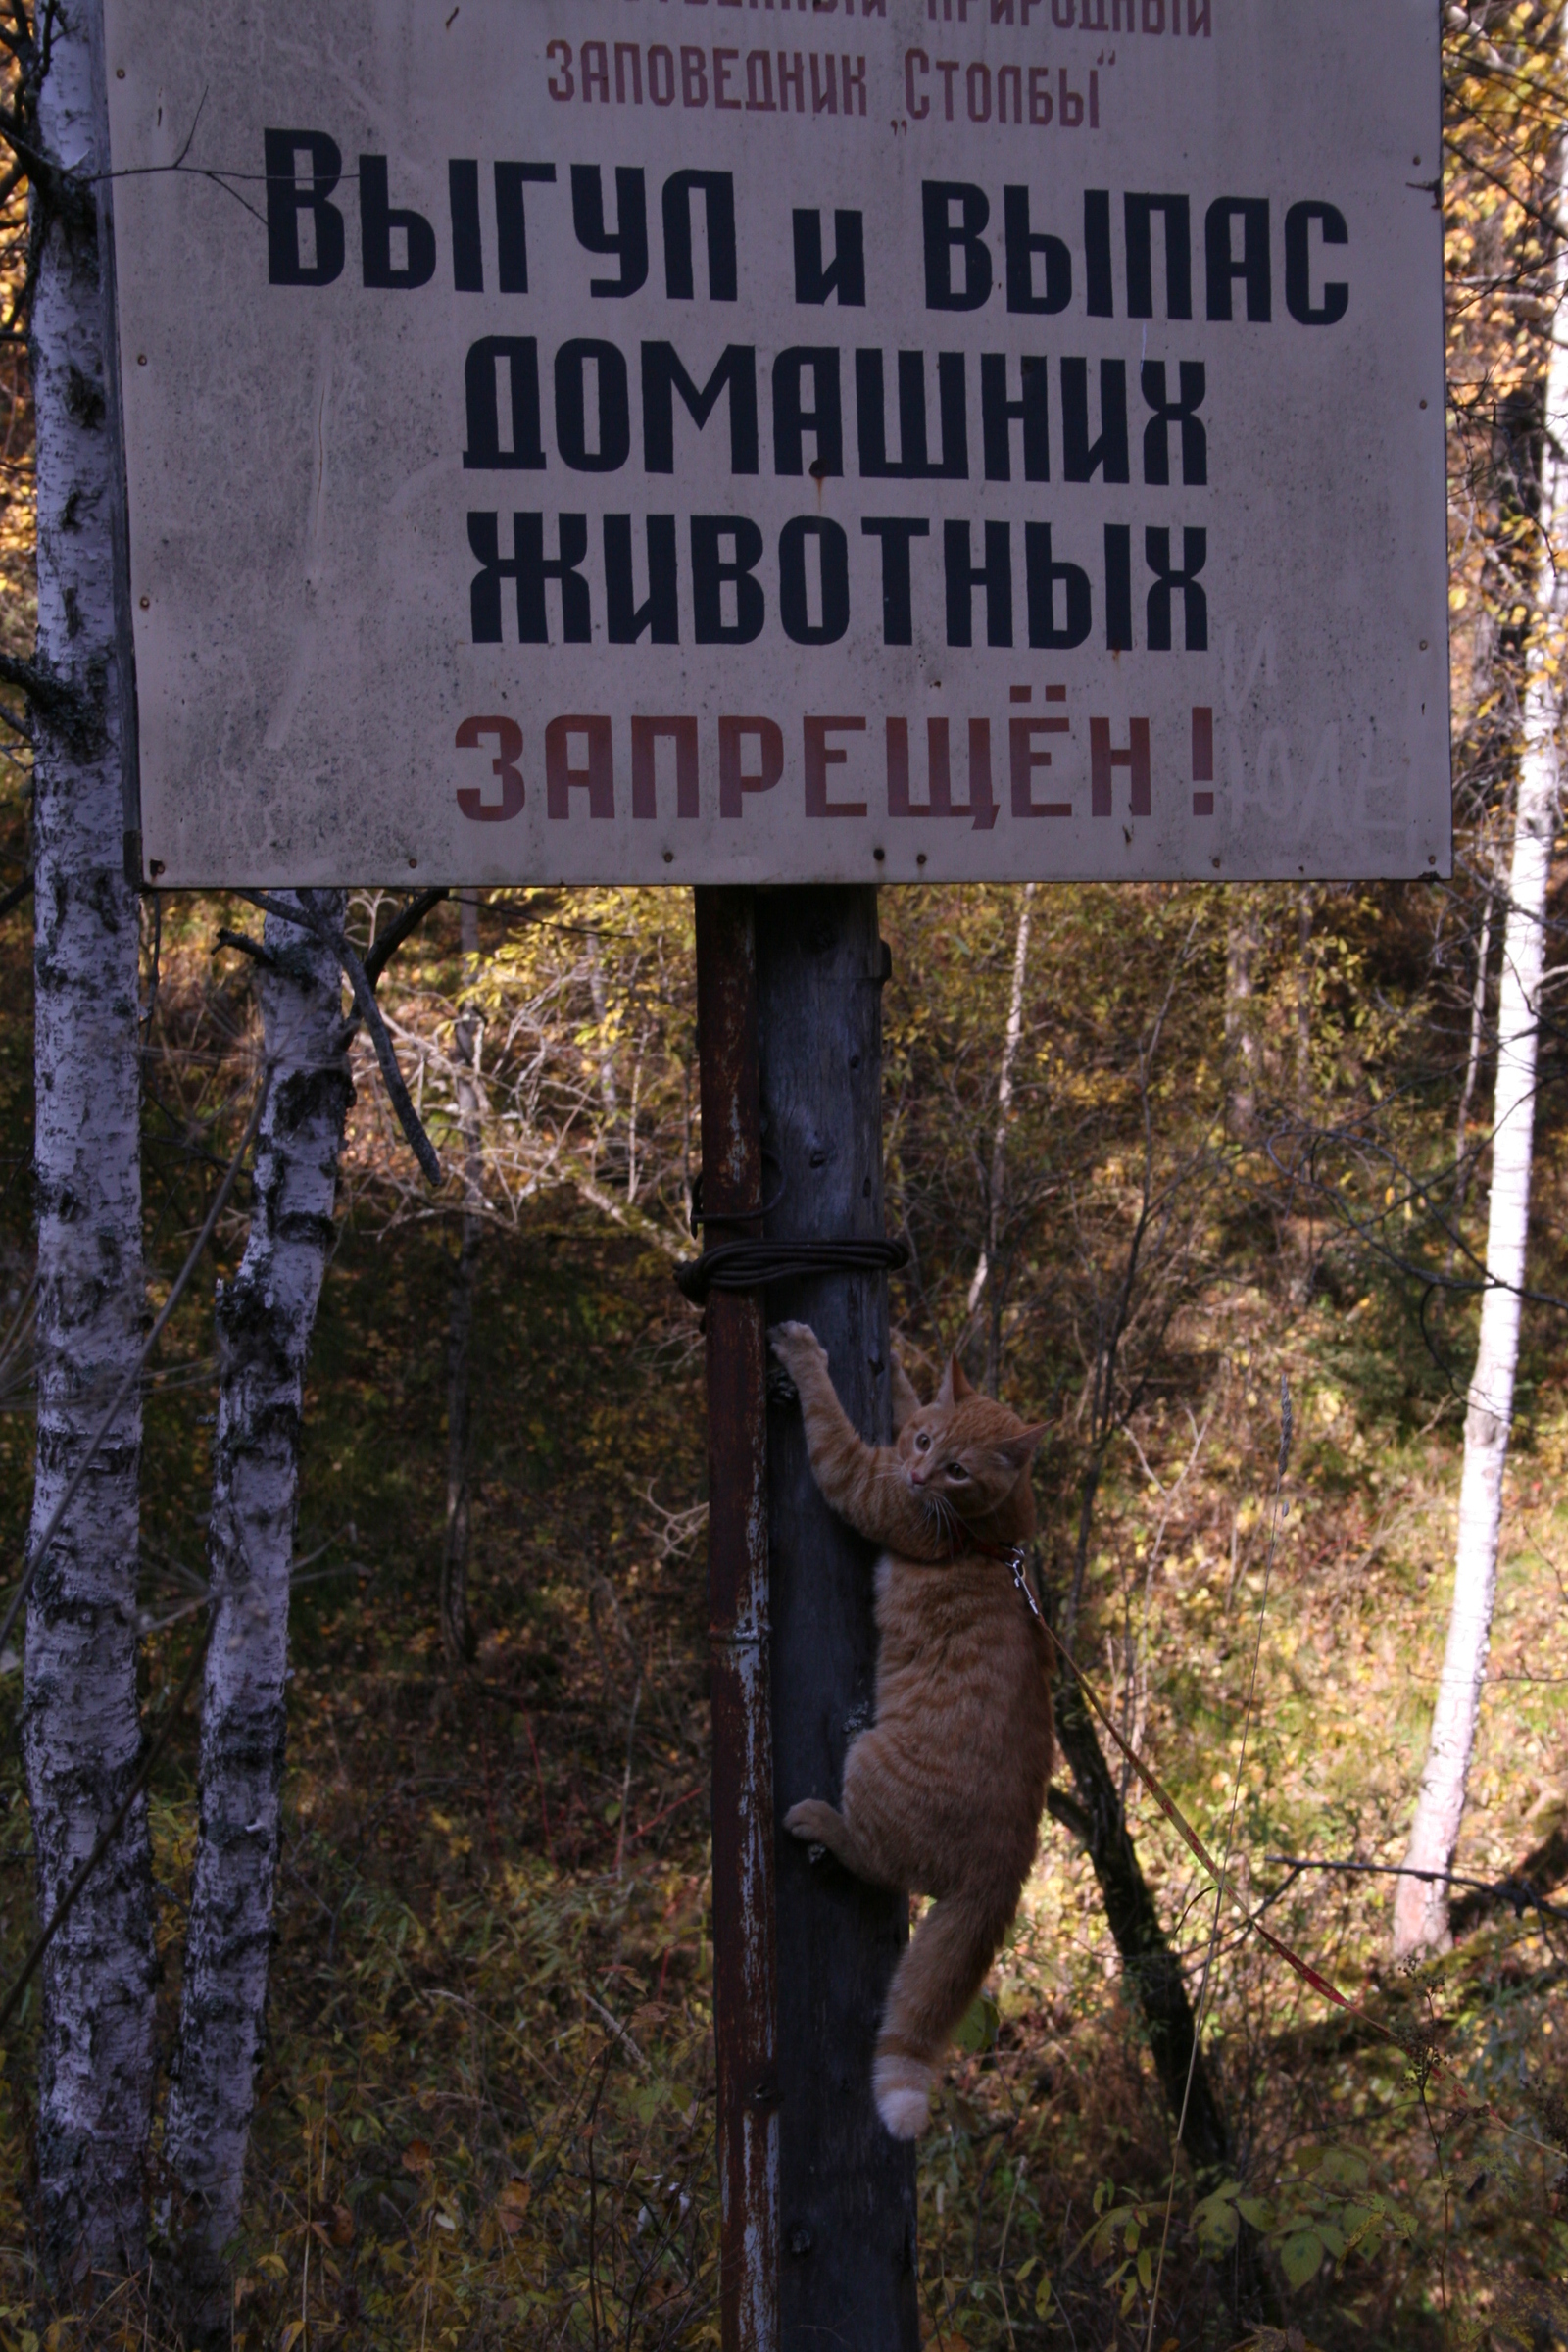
[998,1422,1048,1471]
[937,1353,974,1407]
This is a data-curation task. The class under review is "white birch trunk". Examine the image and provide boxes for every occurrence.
[163,895,352,2334]
[1295,885,1314,1112]
[440,892,483,1666]
[20,0,156,2286]
[1447,877,1494,1258]
[1224,892,1259,1135]
[1393,331,1568,1957]
[965,884,1034,1374]
[585,925,619,1120]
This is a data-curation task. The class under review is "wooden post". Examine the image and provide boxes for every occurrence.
[757,887,920,2350]
[695,888,781,2352]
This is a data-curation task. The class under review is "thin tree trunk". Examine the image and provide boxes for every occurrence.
[585,925,619,1119]
[1224,894,1259,1135]
[966,883,1034,1386]
[440,892,482,1666]
[1295,885,1314,1113]
[1447,875,1495,1262]
[164,894,352,2337]
[1050,1679,1232,2178]
[1054,1431,1235,2182]
[1394,318,1567,1958]
[20,4,157,2288]
[1046,934,1242,2206]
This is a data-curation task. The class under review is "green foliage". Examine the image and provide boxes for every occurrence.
[1194,2149,1418,2293]
[1081,2181,1164,2315]
[953,1991,1001,2056]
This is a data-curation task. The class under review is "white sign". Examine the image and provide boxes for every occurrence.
[102,0,1447,888]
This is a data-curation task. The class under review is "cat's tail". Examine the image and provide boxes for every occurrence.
[872,1887,1012,2140]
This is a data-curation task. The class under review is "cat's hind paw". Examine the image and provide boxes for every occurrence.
[784,1797,841,1845]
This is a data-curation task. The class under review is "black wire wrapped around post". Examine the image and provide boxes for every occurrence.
[675,1236,909,1305]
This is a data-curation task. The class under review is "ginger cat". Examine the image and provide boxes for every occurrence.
[768,1320,1053,2141]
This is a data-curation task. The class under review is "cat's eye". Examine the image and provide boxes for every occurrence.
[915,1432,931,1450]
[946,1462,968,1479]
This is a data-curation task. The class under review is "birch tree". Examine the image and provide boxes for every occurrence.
[440,890,483,1665]
[1394,233,1568,1957]
[1294,887,1314,1112]
[18,0,157,2286]
[964,882,1033,1390]
[1446,862,1495,1265]
[164,892,353,2338]
[1223,894,1259,1135]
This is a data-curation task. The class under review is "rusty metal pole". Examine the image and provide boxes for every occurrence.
[695,885,780,2352]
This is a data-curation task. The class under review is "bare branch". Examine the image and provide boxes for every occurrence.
[238,890,443,1187]
[363,885,449,991]
[0,647,79,716]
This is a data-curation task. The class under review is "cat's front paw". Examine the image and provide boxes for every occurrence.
[769,1321,827,1388]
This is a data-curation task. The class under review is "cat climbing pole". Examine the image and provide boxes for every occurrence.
[97,1,1446,2343]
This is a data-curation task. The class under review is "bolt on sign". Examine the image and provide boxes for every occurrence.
[102,0,1446,889]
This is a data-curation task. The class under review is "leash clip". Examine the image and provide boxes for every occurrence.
[1005,1546,1044,1626]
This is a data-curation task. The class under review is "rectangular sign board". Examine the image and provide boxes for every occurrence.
[102,0,1447,888]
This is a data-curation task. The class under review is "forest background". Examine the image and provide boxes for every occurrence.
[4,5,1568,2348]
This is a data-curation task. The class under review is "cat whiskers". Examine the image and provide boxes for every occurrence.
[880,1461,963,1557]
[924,1490,961,1551]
